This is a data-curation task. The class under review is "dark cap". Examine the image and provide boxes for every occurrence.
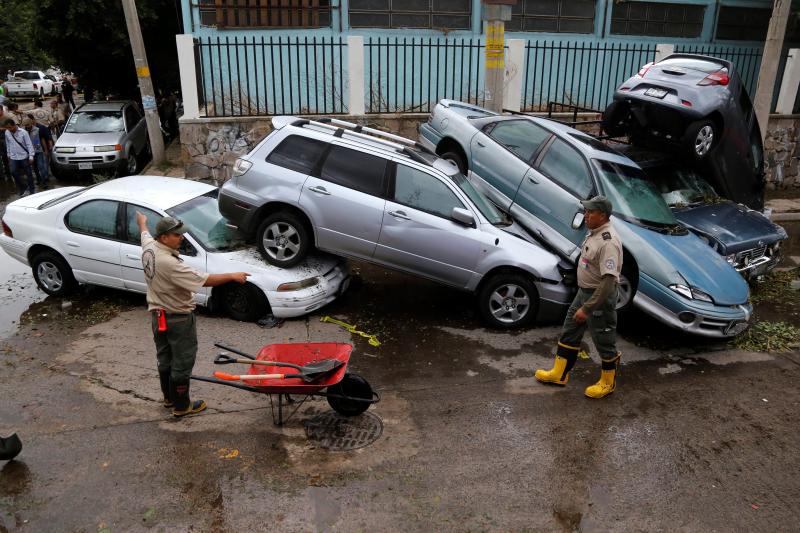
[580,195,613,216]
[154,216,188,237]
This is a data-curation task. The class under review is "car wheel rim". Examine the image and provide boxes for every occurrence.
[37,262,63,292]
[616,274,632,309]
[444,157,461,171]
[263,222,301,262]
[694,126,714,156]
[488,283,530,324]
[127,155,137,174]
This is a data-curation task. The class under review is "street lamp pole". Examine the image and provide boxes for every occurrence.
[121,0,165,164]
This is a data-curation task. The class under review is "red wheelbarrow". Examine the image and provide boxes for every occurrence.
[191,342,379,425]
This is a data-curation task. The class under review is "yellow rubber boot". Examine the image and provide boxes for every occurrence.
[535,343,579,386]
[585,353,620,399]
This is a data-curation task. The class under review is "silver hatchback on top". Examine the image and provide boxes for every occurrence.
[218,116,574,329]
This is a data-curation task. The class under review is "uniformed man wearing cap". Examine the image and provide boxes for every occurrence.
[136,212,251,417]
[535,195,623,398]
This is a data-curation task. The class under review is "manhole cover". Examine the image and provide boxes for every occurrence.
[303,411,383,451]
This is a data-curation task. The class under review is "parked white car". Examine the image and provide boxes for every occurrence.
[0,176,349,321]
[5,71,56,97]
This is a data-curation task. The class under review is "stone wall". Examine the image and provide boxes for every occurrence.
[180,113,800,188]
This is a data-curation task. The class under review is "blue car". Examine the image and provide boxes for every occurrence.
[419,100,752,337]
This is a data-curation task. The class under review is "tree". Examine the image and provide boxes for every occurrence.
[0,0,52,71]
[32,0,182,99]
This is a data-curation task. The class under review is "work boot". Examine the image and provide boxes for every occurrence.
[171,378,206,418]
[585,353,620,399]
[535,342,579,386]
[158,369,173,408]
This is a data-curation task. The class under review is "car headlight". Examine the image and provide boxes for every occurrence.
[232,158,252,177]
[669,284,714,303]
[95,144,122,152]
[725,254,737,265]
[55,146,75,153]
[277,277,320,292]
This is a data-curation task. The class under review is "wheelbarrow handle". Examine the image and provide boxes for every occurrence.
[214,352,306,371]
[214,371,302,381]
[214,342,256,360]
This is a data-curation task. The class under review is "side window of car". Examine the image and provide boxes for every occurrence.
[319,145,387,197]
[393,164,465,218]
[537,138,593,198]
[266,135,328,175]
[487,120,551,162]
[66,200,120,239]
[124,205,161,244]
[124,107,138,131]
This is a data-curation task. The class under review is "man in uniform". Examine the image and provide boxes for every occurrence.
[136,212,250,417]
[535,195,623,399]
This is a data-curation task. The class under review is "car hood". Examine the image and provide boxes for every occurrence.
[613,218,748,306]
[207,248,343,288]
[56,131,123,148]
[673,202,787,254]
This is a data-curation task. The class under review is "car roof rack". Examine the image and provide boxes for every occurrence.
[290,117,438,160]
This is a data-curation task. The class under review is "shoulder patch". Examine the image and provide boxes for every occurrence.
[602,232,611,240]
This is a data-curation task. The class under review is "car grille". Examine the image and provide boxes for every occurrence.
[68,156,106,163]
[734,245,771,271]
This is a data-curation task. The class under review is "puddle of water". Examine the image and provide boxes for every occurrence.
[0,249,47,339]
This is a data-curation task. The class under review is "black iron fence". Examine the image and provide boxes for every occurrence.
[195,35,347,117]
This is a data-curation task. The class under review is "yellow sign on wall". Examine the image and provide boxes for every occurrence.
[136,66,150,78]
[485,21,505,69]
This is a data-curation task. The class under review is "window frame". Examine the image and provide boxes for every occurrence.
[507,0,596,34]
[610,1,705,39]
[64,199,125,242]
[315,143,391,198]
[198,0,332,29]
[348,0,472,30]
[534,136,596,199]
[485,118,553,165]
[387,161,468,221]
[266,134,330,176]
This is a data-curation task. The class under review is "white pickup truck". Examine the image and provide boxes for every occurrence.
[5,71,57,97]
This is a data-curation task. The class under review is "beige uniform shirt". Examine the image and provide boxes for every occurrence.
[577,221,623,289]
[141,231,209,313]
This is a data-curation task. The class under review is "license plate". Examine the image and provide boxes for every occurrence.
[644,87,668,99]
[78,162,93,170]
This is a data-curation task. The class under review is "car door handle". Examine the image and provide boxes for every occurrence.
[126,254,140,260]
[307,185,331,195]
[528,175,539,184]
[476,141,485,147]
[66,241,79,248]
[388,210,410,220]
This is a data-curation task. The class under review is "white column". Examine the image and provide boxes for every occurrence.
[503,39,526,113]
[655,44,674,62]
[176,34,200,120]
[776,48,800,115]
[347,36,365,116]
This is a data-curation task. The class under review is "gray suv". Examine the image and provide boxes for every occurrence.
[218,117,573,329]
[53,101,149,178]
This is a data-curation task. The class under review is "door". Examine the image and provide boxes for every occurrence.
[299,144,388,260]
[374,163,481,287]
[469,119,551,209]
[62,199,124,287]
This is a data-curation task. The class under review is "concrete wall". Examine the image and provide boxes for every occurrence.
[180,114,800,189]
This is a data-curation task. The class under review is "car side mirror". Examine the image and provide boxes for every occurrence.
[451,207,475,227]
[571,212,584,230]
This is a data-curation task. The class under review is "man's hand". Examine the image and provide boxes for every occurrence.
[135,211,147,231]
[230,272,250,284]
[573,307,588,324]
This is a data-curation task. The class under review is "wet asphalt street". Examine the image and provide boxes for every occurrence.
[1,177,800,532]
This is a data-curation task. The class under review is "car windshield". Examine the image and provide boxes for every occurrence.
[593,159,678,226]
[643,165,719,207]
[65,111,124,134]
[167,191,246,252]
[450,172,507,225]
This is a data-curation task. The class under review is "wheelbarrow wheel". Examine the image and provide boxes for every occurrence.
[327,373,372,417]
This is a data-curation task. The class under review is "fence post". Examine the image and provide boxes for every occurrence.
[347,36,365,116]
[655,44,674,62]
[176,34,200,120]
[775,49,800,115]
[503,39,525,112]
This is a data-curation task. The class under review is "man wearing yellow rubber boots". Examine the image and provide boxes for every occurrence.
[535,195,622,398]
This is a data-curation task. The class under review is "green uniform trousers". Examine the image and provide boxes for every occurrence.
[559,287,619,360]
[151,311,198,382]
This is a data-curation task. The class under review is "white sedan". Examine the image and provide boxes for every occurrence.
[0,176,349,321]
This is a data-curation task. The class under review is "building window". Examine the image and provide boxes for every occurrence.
[198,0,332,28]
[348,0,471,29]
[611,1,704,38]
[507,0,595,33]
[716,6,800,42]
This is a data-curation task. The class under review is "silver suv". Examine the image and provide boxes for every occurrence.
[218,117,572,329]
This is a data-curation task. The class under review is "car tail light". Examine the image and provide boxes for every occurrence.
[636,62,654,78]
[698,68,729,86]
[619,87,630,91]
[681,99,692,107]
[1,218,12,238]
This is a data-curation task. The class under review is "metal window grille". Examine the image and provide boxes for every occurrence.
[507,0,595,34]
[611,1,704,38]
[196,0,332,28]
[349,0,471,30]
[715,7,800,42]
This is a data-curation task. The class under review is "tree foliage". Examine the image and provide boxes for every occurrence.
[0,0,53,70]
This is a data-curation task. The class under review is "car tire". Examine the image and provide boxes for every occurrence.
[478,272,539,329]
[219,282,269,322]
[32,251,77,297]
[615,265,638,313]
[601,100,630,137]
[256,212,311,268]
[327,373,373,417]
[441,151,467,174]
[683,119,718,161]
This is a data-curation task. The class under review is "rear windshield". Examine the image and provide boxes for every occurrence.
[65,111,125,134]
[13,71,40,80]
[658,57,725,74]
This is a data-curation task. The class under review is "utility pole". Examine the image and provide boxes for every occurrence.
[482,0,515,113]
[121,0,165,164]
[753,0,792,143]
